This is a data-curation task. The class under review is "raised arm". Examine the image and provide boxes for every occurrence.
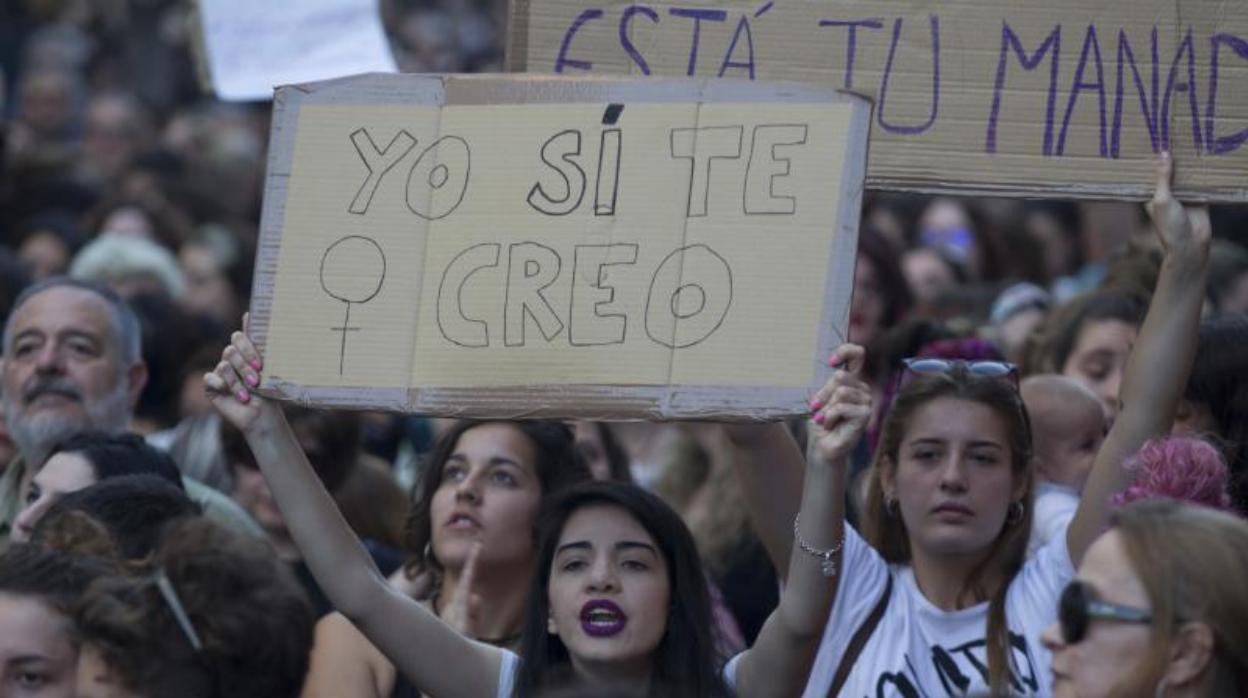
[734,344,871,698]
[1067,154,1211,564]
[205,319,503,698]
[723,421,804,580]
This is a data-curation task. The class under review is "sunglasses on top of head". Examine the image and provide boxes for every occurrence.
[898,357,1020,391]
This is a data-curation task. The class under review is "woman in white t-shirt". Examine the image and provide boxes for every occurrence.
[205,318,874,696]
[794,154,1211,697]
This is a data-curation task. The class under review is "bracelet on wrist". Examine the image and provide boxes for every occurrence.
[794,514,843,577]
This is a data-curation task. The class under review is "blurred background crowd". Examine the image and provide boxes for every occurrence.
[1,1,1247,693]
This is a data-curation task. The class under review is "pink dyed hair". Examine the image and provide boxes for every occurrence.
[1113,437,1235,512]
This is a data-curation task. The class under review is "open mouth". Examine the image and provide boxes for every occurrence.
[446,512,480,530]
[580,599,627,637]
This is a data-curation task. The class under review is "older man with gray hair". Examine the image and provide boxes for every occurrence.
[0,277,259,543]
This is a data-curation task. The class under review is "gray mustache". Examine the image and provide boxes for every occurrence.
[23,378,83,404]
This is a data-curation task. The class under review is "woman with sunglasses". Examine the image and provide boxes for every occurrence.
[1041,498,1248,696]
[727,154,1210,697]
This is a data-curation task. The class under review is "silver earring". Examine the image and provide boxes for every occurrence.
[1007,501,1025,525]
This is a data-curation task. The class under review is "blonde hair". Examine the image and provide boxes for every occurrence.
[1109,499,1248,697]
[864,367,1034,695]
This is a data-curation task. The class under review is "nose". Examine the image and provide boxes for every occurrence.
[1100,371,1123,418]
[586,555,618,593]
[12,502,43,543]
[1039,620,1064,652]
[33,342,64,374]
[454,470,482,502]
[939,454,968,492]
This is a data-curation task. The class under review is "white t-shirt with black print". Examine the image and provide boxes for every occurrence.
[801,524,1074,697]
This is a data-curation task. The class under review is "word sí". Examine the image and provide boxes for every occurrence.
[345,119,812,349]
[346,120,811,219]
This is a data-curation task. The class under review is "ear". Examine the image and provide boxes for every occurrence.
[125,359,148,409]
[1011,471,1029,502]
[1164,622,1215,689]
[878,456,897,499]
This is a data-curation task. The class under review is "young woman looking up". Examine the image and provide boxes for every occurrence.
[304,420,589,698]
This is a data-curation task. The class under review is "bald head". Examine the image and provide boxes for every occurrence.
[1022,374,1107,488]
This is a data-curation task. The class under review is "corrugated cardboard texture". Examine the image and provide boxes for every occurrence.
[253,74,868,420]
[508,0,1248,202]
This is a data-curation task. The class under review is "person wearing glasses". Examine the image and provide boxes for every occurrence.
[1041,498,1248,696]
[727,154,1210,697]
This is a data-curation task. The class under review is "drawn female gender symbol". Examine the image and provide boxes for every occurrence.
[319,235,386,375]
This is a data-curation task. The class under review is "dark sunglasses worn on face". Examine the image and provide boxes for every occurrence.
[1059,580,1152,644]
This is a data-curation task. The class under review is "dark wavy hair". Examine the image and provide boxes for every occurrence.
[514,481,728,698]
[0,543,108,614]
[1027,288,1146,376]
[49,431,184,490]
[73,517,314,698]
[1184,315,1248,512]
[402,420,590,580]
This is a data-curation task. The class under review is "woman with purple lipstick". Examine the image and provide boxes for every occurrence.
[207,322,871,696]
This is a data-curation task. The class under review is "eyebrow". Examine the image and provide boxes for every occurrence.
[906,438,1005,449]
[7,655,51,665]
[12,328,102,346]
[555,540,658,556]
[444,454,524,470]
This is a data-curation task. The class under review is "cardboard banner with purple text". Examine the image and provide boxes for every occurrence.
[508,0,1248,201]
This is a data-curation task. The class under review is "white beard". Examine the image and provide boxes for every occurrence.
[4,379,132,468]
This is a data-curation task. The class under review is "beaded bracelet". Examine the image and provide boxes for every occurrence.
[794,514,844,577]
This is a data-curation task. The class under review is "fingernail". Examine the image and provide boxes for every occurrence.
[246,373,259,387]
[809,399,823,411]
[250,360,262,370]
[236,390,250,403]
[813,412,825,425]
[828,355,842,367]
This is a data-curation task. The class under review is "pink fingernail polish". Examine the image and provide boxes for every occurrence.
[809,399,823,410]
[813,412,825,425]
[246,373,259,387]
[237,390,250,403]
[250,360,262,370]
[828,355,842,367]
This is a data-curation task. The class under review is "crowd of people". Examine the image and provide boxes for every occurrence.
[2,1,1248,697]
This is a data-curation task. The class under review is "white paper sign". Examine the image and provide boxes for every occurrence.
[195,0,398,101]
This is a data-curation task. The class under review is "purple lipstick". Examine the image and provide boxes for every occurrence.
[580,599,627,637]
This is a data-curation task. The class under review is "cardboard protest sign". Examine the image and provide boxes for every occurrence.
[507,0,1248,202]
[250,74,868,420]
[190,0,396,101]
